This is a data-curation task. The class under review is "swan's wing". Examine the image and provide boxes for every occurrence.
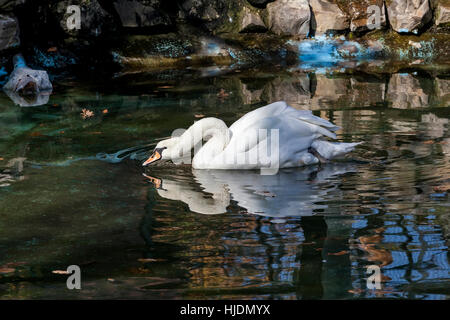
[230,101,290,133]
[230,101,339,135]
[290,109,340,132]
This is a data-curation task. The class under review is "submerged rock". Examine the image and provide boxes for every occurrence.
[3,54,52,107]
[387,0,432,33]
[266,0,310,37]
[310,0,349,35]
[0,14,20,51]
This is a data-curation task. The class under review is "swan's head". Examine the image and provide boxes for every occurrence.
[142,138,179,166]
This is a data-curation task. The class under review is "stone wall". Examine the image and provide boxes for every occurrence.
[0,0,448,70]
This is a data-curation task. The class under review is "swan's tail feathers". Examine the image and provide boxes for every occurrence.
[311,140,363,160]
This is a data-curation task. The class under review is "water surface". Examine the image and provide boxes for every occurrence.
[0,67,449,299]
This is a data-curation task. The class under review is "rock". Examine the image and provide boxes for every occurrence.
[336,41,360,57]
[0,14,19,51]
[344,0,387,32]
[3,54,52,97]
[435,1,450,26]
[113,0,171,28]
[246,0,275,7]
[52,0,114,38]
[181,0,223,22]
[310,0,349,35]
[0,0,25,11]
[266,0,310,37]
[387,0,432,33]
[239,6,266,33]
[179,0,243,33]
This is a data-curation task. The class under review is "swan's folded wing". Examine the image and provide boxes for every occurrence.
[289,109,340,132]
[230,101,289,133]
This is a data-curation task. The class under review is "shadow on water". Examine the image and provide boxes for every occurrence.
[0,66,448,299]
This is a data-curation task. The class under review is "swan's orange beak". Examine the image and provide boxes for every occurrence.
[142,150,162,166]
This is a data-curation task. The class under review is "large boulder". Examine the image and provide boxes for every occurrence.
[266,0,311,37]
[386,0,432,33]
[343,0,387,32]
[310,0,349,35]
[51,0,114,38]
[112,0,171,28]
[0,14,20,51]
[179,0,243,33]
[239,6,266,33]
[246,0,275,7]
[435,0,450,26]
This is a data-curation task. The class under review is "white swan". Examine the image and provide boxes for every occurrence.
[142,101,361,170]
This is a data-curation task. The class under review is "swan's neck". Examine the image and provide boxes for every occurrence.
[174,118,231,163]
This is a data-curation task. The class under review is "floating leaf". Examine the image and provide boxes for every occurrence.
[329,250,349,256]
[81,108,94,120]
[52,270,69,275]
[194,114,205,118]
[0,267,15,274]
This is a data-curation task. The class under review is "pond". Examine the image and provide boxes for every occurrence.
[0,66,449,299]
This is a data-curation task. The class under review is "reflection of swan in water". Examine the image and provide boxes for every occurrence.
[144,164,357,217]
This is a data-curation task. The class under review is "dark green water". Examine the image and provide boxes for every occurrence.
[0,67,449,299]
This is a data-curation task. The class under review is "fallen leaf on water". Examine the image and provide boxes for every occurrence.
[52,270,69,275]
[0,267,15,274]
[194,114,205,118]
[81,108,94,120]
[47,47,58,52]
[0,158,3,161]
[158,85,174,89]
[102,109,108,114]
[328,250,349,256]
[422,140,434,144]
[107,278,115,282]
[348,288,364,294]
